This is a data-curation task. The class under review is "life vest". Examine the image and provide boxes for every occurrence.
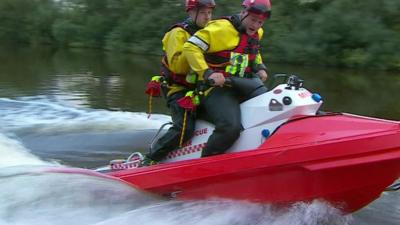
[161,19,200,88]
[205,15,261,78]
[167,19,199,36]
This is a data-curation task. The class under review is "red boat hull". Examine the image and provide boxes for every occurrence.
[108,114,400,213]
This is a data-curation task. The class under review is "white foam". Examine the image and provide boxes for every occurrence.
[0,166,160,225]
[0,134,49,168]
[0,162,355,225]
[0,97,171,135]
[96,199,352,225]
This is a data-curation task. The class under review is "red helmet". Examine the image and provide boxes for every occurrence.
[242,0,272,19]
[185,0,216,12]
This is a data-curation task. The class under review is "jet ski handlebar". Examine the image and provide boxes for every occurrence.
[207,74,304,89]
[268,74,304,90]
[207,76,268,98]
[206,74,305,98]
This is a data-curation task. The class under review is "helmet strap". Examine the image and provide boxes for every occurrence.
[194,8,200,27]
[240,11,249,23]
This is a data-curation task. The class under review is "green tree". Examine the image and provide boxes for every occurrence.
[0,0,399,70]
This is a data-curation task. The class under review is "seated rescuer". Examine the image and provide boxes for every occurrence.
[182,0,272,157]
[141,0,216,166]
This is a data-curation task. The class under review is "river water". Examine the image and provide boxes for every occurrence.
[0,46,399,225]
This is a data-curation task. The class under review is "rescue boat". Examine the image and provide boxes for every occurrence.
[93,75,400,212]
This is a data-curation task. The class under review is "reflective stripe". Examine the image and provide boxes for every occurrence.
[225,52,249,77]
[185,73,197,84]
[188,36,209,51]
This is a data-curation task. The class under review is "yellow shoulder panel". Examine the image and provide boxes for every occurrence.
[194,19,240,53]
[162,27,191,74]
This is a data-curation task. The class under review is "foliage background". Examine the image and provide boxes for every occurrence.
[0,0,399,70]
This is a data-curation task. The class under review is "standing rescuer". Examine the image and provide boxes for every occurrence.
[142,0,216,166]
[183,0,272,157]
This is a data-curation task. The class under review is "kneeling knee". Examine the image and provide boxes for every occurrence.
[224,125,241,140]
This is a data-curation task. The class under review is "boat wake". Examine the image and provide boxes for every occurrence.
[0,135,353,225]
[0,133,52,168]
[0,166,353,225]
[0,97,170,136]
[98,199,353,225]
[0,97,171,167]
[0,165,161,225]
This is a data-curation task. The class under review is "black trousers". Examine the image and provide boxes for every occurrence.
[199,87,242,157]
[147,91,196,161]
